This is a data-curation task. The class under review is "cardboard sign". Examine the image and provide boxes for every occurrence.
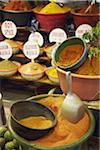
[0,41,12,59]
[23,41,40,60]
[49,28,67,43]
[1,21,17,39]
[28,32,44,47]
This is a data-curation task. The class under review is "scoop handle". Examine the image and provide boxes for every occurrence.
[85,0,95,13]
[49,0,67,3]
[66,71,72,95]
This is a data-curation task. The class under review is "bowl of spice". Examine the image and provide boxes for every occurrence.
[10,100,57,140]
[1,0,34,27]
[45,67,59,83]
[0,60,20,77]
[33,2,71,31]
[56,23,100,100]
[53,36,88,71]
[18,62,46,81]
[8,94,95,149]
[71,3,100,28]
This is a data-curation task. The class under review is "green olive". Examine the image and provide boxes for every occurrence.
[13,139,19,148]
[0,126,7,137]
[4,130,13,142]
[5,141,16,150]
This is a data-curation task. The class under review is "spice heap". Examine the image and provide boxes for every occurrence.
[20,116,52,129]
[75,22,100,76]
[32,96,90,147]
[0,60,17,71]
[4,0,31,11]
[78,4,99,14]
[33,2,71,14]
[58,44,84,67]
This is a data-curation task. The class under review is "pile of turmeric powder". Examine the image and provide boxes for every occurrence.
[33,2,71,14]
[4,0,31,11]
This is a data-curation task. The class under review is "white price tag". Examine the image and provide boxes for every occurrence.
[0,42,12,59]
[28,32,44,47]
[49,28,67,44]
[75,24,92,39]
[23,41,40,60]
[1,21,17,39]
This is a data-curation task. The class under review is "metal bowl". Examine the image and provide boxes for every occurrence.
[10,100,57,140]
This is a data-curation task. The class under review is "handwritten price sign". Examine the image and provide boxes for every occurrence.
[28,32,44,47]
[1,21,17,39]
[49,28,67,44]
[0,42,12,59]
[23,41,40,60]
[75,24,92,39]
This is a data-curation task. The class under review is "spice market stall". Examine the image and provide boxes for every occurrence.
[0,0,99,150]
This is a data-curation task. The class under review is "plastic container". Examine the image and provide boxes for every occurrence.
[57,67,100,100]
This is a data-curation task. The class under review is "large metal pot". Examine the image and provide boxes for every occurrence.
[8,93,95,150]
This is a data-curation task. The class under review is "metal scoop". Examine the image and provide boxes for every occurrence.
[61,71,85,123]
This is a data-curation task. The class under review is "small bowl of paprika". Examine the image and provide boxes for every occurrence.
[53,36,88,71]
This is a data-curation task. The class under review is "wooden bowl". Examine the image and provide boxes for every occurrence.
[10,100,57,140]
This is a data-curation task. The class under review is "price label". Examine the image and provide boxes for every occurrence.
[49,28,67,44]
[0,41,12,59]
[28,32,44,47]
[23,41,40,60]
[75,24,92,38]
[1,21,17,39]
